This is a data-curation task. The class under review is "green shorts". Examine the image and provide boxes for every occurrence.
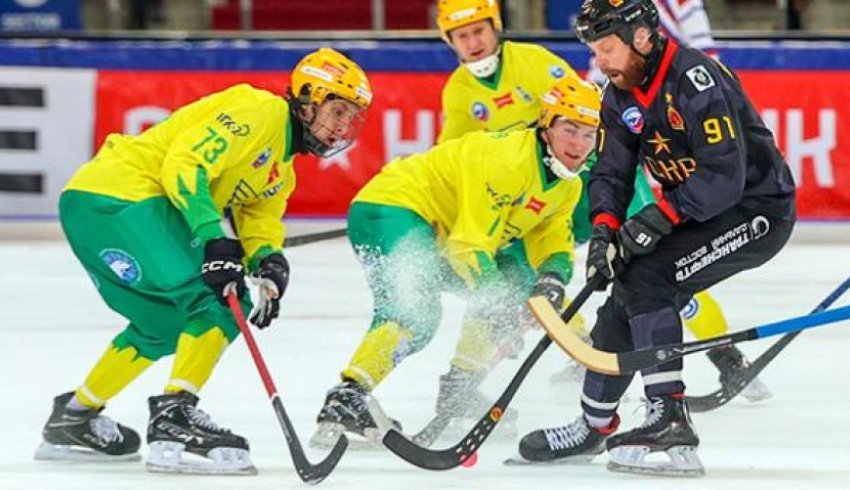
[59,191,251,360]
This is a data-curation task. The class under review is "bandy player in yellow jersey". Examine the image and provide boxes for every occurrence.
[435,0,771,406]
[34,48,372,475]
[310,76,602,449]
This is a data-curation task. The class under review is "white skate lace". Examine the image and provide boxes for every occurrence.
[543,417,590,450]
[90,416,123,443]
[635,397,665,428]
[187,406,227,433]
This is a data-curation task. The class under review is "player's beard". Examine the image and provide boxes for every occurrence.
[606,51,647,91]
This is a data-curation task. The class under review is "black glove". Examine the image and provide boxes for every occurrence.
[249,253,290,329]
[586,224,622,290]
[618,204,674,263]
[532,272,567,312]
[201,238,247,305]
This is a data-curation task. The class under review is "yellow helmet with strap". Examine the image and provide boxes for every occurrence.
[538,75,602,129]
[290,48,372,109]
[436,0,503,44]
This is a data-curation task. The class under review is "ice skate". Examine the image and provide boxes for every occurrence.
[35,391,141,462]
[145,392,255,476]
[425,366,518,446]
[708,345,772,403]
[311,379,400,451]
[606,394,704,477]
[505,414,619,465]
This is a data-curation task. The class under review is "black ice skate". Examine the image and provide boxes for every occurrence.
[606,393,704,477]
[420,366,518,446]
[35,391,141,462]
[505,414,619,465]
[707,345,772,403]
[310,379,400,451]
[145,392,255,475]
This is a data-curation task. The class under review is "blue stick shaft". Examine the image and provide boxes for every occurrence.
[755,304,850,338]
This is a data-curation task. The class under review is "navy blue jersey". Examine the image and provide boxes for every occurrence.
[589,40,795,226]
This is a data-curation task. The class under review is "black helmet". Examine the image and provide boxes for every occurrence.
[575,0,659,45]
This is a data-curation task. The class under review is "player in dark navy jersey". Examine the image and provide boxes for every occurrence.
[515,0,795,476]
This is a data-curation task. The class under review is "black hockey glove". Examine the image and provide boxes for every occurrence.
[586,224,622,290]
[532,272,567,312]
[201,238,247,305]
[249,253,290,329]
[618,204,674,263]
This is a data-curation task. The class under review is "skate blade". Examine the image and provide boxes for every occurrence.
[310,422,384,452]
[607,445,704,477]
[146,441,257,476]
[34,442,141,463]
[503,453,597,466]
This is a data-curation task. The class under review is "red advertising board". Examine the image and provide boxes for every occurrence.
[95,70,850,219]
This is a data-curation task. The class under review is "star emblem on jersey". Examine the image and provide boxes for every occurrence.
[648,131,671,155]
[525,197,547,215]
[493,92,514,109]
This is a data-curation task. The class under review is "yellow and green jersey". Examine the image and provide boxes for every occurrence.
[355,129,581,285]
[65,83,296,268]
[438,41,578,144]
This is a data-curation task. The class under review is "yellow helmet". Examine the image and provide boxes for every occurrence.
[538,75,602,129]
[290,48,373,110]
[436,0,503,44]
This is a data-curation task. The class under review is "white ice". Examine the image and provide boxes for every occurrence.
[2,220,849,490]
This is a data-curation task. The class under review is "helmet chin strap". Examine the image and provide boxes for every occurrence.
[543,140,582,180]
[462,44,502,78]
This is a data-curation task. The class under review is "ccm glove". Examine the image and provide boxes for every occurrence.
[586,224,622,289]
[249,253,290,329]
[532,272,567,312]
[201,238,247,305]
[618,204,673,263]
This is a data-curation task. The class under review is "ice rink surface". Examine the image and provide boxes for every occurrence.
[2,220,849,489]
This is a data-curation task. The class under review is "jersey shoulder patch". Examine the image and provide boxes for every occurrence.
[684,64,716,92]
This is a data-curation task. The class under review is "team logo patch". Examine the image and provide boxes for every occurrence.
[667,105,685,131]
[471,101,489,121]
[267,161,280,183]
[681,298,699,320]
[252,148,271,168]
[99,249,142,285]
[622,106,644,134]
[525,196,547,214]
[549,65,565,79]
[608,0,625,6]
[515,86,534,103]
[493,92,514,109]
[685,65,716,92]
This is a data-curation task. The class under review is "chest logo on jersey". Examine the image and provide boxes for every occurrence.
[216,112,251,137]
[515,86,534,103]
[622,106,644,134]
[685,65,716,92]
[471,101,489,121]
[666,94,685,131]
[608,0,625,6]
[549,65,565,79]
[252,148,272,168]
[525,196,547,215]
[267,162,280,183]
[493,92,514,109]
